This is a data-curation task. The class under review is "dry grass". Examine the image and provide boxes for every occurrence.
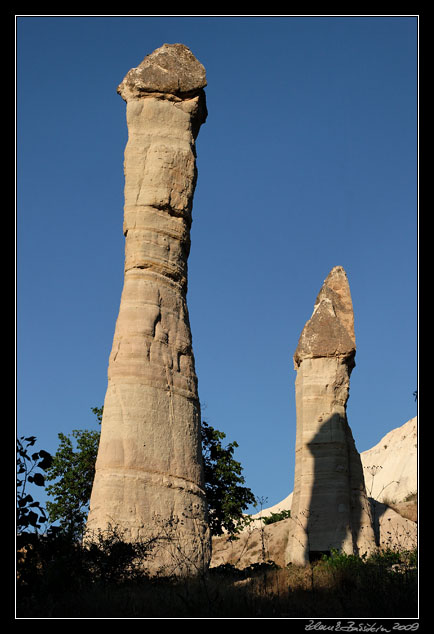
[17,556,418,618]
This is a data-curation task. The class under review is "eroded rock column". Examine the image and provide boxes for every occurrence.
[285,266,376,565]
[86,44,210,576]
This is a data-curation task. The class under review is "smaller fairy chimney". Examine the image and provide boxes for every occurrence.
[285,266,376,565]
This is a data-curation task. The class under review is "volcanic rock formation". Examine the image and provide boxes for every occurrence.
[285,266,377,565]
[361,417,417,504]
[86,44,210,576]
[211,417,417,570]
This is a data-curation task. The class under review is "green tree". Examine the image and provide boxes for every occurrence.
[45,408,254,539]
[45,407,102,538]
[201,420,255,536]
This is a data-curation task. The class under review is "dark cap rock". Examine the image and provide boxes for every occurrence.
[294,266,356,367]
[117,43,207,101]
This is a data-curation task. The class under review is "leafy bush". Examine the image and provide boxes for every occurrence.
[321,548,365,569]
[262,509,291,525]
[319,547,417,579]
[17,436,53,537]
[368,547,417,570]
[17,523,160,605]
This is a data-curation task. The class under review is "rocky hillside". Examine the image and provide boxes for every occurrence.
[360,417,417,503]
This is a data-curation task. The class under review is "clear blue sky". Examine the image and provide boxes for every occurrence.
[16,15,418,514]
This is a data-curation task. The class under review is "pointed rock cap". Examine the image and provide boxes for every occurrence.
[294,266,356,368]
[117,43,207,101]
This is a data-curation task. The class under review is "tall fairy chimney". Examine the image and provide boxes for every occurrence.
[285,266,376,565]
[86,44,211,576]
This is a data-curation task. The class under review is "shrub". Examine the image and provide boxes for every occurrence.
[262,509,291,525]
[17,436,53,538]
[17,523,160,608]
